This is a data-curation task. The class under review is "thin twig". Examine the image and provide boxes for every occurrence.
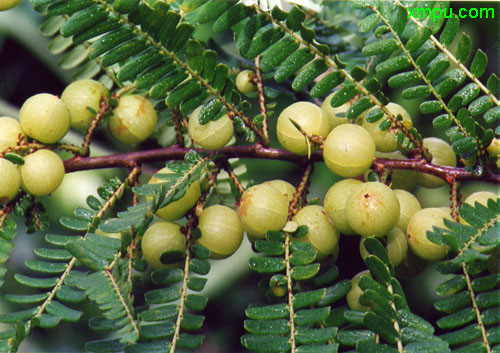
[81,96,110,156]
[254,55,269,142]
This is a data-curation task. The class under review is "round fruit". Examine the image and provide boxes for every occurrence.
[376,151,417,191]
[197,205,243,259]
[323,124,376,178]
[345,182,400,237]
[0,116,24,151]
[20,149,65,196]
[324,179,363,235]
[321,95,350,130]
[235,70,256,94]
[361,103,412,153]
[276,101,330,155]
[0,0,23,11]
[20,93,70,144]
[61,79,109,131]
[347,270,372,311]
[264,179,296,204]
[188,106,234,149]
[148,167,201,221]
[407,207,451,261]
[108,94,157,144]
[486,138,498,158]
[0,158,21,203]
[394,189,422,232]
[142,221,186,269]
[292,205,339,260]
[417,138,456,188]
[360,227,407,266]
[414,184,451,208]
[237,183,288,241]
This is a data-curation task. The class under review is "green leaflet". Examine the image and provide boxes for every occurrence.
[275,48,315,82]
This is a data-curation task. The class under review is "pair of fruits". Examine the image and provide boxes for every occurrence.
[0,149,65,203]
[141,205,243,269]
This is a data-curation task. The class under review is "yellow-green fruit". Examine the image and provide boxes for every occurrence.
[414,184,451,208]
[0,0,23,11]
[276,101,330,155]
[0,116,24,151]
[486,138,498,158]
[0,158,21,203]
[237,183,288,241]
[188,106,234,149]
[324,179,363,235]
[148,167,201,221]
[264,180,296,204]
[360,227,408,266]
[61,79,109,131]
[108,94,157,144]
[20,93,70,144]
[95,229,121,239]
[21,150,65,196]
[292,205,339,260]
[347,270,372,311]
[376,151,417,191]
[197,205,243,259]
[417,138,456,188]
[394,189,422,232]
[142,221,185,269]
[323,124,376,178]
[460,191,498,225]
[236,70,256,94]
[361,103,412,153]
[321,95,350,130]
[346,182,400,237]
[407,207,451,261]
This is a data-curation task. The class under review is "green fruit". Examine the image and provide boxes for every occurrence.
[0,116,25,151]
[417,138,456,188]
[394,189,422,232]
[237,183,288,241]
[346,270,372,311]
[264,179,296,204]
[359,227,408,266]
[148,167,201,221]
[188,106,234,149]
[61,79,109,131]
[407,207,451,261]
[235,70,256,94]
[376,151,417,191]
[0,0,23,11]
[346,182,400,237]
[324,179,363,235]
[414,184,451,208]
[197,205,243,259]
[292,205,339,260]
[20,149,65,196]
[460,191,498,225]
[321,95,350,130]
[142,221,186,269]
[276,101,330,155]
[20,93,70,144]
[108,94,157,144]
[361,103,412,153]
[323,124,375,178]
[0,158,21,203]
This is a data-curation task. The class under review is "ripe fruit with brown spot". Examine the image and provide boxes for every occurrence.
[61,79,109,131]
[142,221,185,269]
[407,207,451,261]
[108,94,157,144]
[20,93,70,144]
[276,101,330,155]
[264,180,296,204]
[324,179,363,235]
[292,205,339,260]
[346,182,400,237]
[20,149,65,196]
[323,124,375,178]
[237,183,288,241]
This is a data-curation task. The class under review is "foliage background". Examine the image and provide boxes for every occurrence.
[0,1,498,352]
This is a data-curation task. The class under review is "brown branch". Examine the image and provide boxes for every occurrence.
[81,96,110,156]
[63,145,500,184]
[254,55,269,143]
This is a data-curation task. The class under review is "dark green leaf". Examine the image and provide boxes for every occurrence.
[249,257,285,274]
[260,36,299,73]
[292,59,328,91]
[455,33,471,63]
[440,16,459,47]
[244,319,289,335]
[241,334,290,353]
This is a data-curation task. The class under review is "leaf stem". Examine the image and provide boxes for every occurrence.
[254,55,269,142]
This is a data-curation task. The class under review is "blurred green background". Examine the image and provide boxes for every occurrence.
[0,1,498,352]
